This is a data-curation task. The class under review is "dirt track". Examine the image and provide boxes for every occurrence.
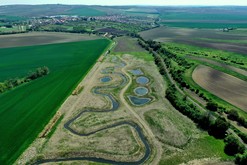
[0,32,100,48]
[193,65,247,112]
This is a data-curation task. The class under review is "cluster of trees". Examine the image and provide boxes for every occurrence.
[227,109,247,128]
[0,66,49,94]
[224,135,245,156]
[166,84,246,160]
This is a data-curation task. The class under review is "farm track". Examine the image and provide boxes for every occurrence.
[33,57,151,165]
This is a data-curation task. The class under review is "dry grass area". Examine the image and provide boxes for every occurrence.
[193,65,247,112]
[0,32,100,48]
[144,109,195,147]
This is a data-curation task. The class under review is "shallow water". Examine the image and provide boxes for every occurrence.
[136,76,149,85]
[128,96,151,106]
[100,76,111,83]
[130,69,143,75]
[134,87,148,96]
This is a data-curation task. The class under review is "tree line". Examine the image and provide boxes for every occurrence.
[0,66,49,94]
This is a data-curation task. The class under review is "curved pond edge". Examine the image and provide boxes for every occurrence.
[134,87,149,96]
[136,76,149,85]
[128,95,151,106]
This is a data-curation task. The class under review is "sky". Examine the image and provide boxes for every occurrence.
[1,0,247,6]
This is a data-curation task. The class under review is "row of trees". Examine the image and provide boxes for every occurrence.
[136,38,246,164]
[0,66,49,94]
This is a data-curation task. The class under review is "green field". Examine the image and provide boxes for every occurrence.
[65,7,106,16]
[162,22,247,29]
[0,39,110,164]
[0,15,26,21]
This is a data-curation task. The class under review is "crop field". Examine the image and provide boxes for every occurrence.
[0,32,101,48]
[192,65,247,112]
[0,39,110,164]
[140,27,247,55]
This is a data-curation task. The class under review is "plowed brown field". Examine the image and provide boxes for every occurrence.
[192,65,247,112]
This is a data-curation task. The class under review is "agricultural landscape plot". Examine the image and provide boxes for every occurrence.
[0,32,100,48]
[140,27,247,55]
[1,3,247,165]
[193,65,247,112]
[0,39,110,164]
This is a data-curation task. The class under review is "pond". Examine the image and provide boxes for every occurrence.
[128,96,151,106]
[100,76,112,83]
[134,87,149,96]
[136,76,149,85]
[130,69,143,75]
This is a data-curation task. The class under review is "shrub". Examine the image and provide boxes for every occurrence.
[224,135,245,156]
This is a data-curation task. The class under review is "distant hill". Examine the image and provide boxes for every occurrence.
[0,4,106,17]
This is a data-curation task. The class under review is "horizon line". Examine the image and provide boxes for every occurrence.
[1,4,247,7]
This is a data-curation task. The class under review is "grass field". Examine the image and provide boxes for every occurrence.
[160,134,233,164]
[192,65,247,112]
[0,39,110,164]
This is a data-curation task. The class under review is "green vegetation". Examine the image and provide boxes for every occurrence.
[165,42,247,70]
[0,15,26,21]
[65,7,106,16]
[163,22,247,29]
[224,135,245,156]
[0,66,49,94]
[0,39,110,164]
[196,38,247,44]
[160,135,232,164]
[236,151,247,165]
[137,37,245,162]
[162,42,247,120]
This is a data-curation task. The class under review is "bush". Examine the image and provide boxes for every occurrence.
[209,117,229,139]
[236,151,247,165]
[224,135,245,156]
[227,109,239,121]
[206,101,218,111]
